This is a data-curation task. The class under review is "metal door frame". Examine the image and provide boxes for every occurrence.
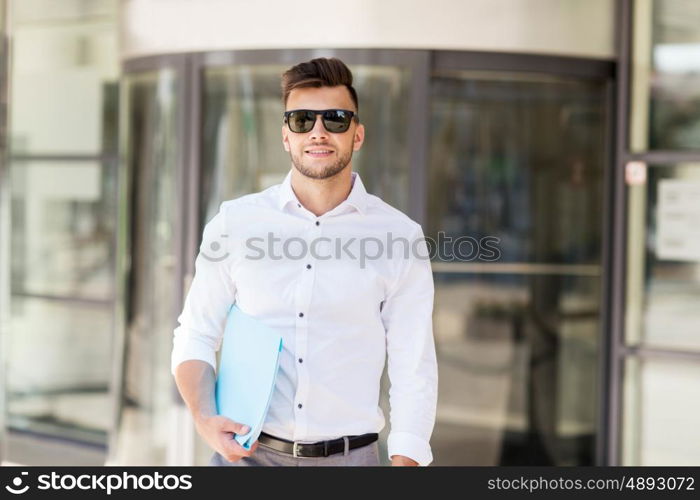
[112,54,191,465]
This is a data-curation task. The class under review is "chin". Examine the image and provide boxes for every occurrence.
[291,150,351,180]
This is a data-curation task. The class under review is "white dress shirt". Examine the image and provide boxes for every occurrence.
[171,170,438,465]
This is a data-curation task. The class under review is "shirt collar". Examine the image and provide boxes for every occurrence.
[277,170,368,215]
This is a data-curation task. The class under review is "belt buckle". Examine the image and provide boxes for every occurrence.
[292,441,300,458]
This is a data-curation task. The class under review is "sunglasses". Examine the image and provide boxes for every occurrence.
[283,109,358,134]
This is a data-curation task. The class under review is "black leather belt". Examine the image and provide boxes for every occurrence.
[258,431,378,458]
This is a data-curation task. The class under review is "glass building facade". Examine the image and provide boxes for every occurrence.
[1,0,118,465]
[622,0,700,466]
[0,0,699,467]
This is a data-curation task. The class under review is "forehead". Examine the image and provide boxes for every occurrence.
[286,85,355,111]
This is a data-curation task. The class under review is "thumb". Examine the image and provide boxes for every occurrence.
[221,418,250,435]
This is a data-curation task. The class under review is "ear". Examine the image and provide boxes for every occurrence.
[352,123,365,152]
[282,125,290,152]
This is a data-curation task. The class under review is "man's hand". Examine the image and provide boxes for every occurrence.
[174,361,259,463]
[194,414,259,463]
[391,455,419,466]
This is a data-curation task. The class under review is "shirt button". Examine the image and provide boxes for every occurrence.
[298,312,304,318]
[315,220,320,226]
[297,203,301,208]
[298,358,303,363]
[306,264,311,269]
[298,403,303,409]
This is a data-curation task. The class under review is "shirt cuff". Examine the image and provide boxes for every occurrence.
[170,332,219,376]
[387,431,433,466]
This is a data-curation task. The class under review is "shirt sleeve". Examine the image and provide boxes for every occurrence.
[381,224,438,466]
[171,202,236,376]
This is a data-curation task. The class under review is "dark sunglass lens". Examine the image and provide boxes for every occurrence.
[288,111,315,132]
[323,110,351,133]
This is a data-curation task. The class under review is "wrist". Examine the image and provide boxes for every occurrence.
[193,410,215,425]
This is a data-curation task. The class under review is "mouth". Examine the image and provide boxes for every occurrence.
[304,148,334,158]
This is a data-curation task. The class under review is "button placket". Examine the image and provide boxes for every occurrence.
[291,219,321,439]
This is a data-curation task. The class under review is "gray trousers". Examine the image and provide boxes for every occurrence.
[208,440,381,466]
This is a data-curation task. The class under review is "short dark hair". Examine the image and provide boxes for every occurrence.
[281,57,359,112]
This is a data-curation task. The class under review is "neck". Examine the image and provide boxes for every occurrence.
[290,166,353,217]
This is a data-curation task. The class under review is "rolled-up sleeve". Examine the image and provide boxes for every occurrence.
[381,224,438,466]
[170,203,236,376]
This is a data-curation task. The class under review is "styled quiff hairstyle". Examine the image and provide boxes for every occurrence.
[281,57,359,112]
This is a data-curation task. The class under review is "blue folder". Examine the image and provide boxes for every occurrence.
[215,304,283,450]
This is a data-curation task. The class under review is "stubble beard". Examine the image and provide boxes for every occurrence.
[290,148,353,180]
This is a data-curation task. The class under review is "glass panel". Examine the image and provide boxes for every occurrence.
[428,73,608,465]
[9,160,116,300]
[631,0,700,151]
[6,158,116,446]
[625,163,700,351]
[623,356,700,465]
[3,0,119,464]
[352,66,410,211]
[6,296,111,443]
[9,0,119,155]
[200,64,410,226]
[111,69,179,465]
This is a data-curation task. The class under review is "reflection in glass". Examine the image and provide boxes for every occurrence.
[7,166,116,443]
[625,164,700,351]
[428,73,608,465]
[4,0,120,460]
[112,70,178,465]
[623,356,700,465]
[631,0,700,151]
[10,161,116,300]
[6,297,112,442]
[9,0,119,155]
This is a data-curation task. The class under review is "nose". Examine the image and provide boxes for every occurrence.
[309,113,328,140]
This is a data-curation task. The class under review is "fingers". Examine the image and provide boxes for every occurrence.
[211,417,256,462]
[220,436,256,462]
[219,417,250,436]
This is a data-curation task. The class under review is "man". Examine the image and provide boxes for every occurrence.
[171,57,437,466]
